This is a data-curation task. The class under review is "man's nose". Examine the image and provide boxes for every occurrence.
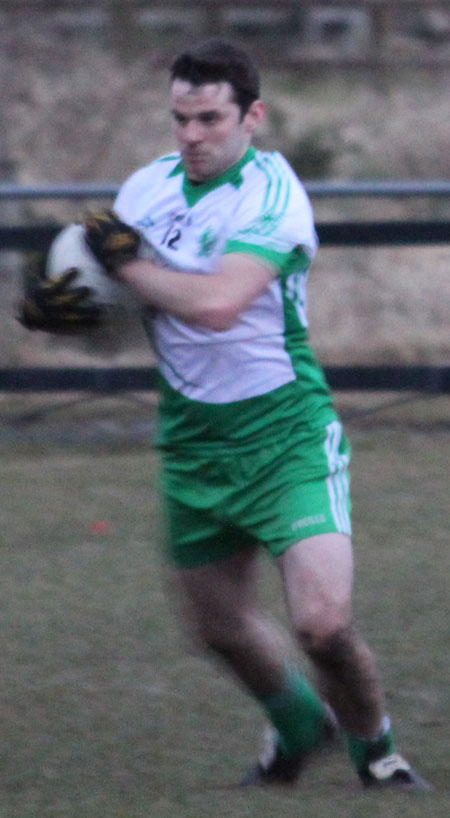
[183,120,203,142]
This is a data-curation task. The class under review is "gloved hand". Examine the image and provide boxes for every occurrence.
[18,258,103,331]
[83,209,141,275]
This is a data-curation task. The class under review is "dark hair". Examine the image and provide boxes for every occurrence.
[170,39,260,116]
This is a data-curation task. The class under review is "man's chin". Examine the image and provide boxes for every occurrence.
[186,165,208,182]
[183,156,216,182]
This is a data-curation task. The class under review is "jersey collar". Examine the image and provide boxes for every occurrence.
[169,146,256,207]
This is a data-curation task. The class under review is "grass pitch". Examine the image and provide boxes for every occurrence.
[0,394,449,817]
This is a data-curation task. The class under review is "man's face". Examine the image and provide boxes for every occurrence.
[170,79,263,182]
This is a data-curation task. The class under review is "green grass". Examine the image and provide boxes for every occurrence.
[0,394,449,817]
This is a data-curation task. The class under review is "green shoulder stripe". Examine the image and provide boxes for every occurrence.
[254,152,292,222]
[157,154,180,163]
[224,241,311,278]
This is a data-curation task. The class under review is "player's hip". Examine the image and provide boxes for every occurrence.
[161,419,352,567]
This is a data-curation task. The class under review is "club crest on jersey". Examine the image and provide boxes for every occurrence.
[136,214,156,229]
[198,227,219,257]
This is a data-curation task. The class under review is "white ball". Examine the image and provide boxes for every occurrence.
[45,222,141,318]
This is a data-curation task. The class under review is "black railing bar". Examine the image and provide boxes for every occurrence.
[0,366,449,394]
[1,180,450,200]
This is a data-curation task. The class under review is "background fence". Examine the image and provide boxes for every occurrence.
[2,0,450,68]
[1,181,449,394]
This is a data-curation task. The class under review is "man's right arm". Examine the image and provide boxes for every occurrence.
[115,251,276,331]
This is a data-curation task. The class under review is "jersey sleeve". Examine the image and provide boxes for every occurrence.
[224,152,317,277]
[114,154,181,222]
[114,167,151,220]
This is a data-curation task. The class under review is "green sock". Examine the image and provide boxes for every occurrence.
[257,667,328,757]
[346,718,395,772]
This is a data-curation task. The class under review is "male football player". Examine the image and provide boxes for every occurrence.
[21,38,429,791]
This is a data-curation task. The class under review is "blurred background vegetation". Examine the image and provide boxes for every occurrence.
[1,1,450,367]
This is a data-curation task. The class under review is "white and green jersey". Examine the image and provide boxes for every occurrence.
[115,146,337,451]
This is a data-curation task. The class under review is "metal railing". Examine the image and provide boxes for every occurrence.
[1,179,449,394]
[2,180,450,201]
[1,220,450,254]
[1,365,449,394]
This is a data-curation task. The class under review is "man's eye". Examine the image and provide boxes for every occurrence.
[199,113,219,124]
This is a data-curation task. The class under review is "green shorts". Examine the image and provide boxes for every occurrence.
[161,419,352,568]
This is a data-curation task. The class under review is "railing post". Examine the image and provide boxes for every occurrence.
[369,1,392,66]
[199,0,225,37]
[0,157,21,263]
[108,0,139,60]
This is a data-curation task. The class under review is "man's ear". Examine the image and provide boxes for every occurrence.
[244,99,266,134]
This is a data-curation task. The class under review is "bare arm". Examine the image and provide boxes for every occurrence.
[116,252,276,331]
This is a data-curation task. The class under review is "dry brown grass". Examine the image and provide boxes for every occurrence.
[1,23,450,368]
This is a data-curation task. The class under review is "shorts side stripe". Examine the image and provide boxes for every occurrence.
[325,421,351,534]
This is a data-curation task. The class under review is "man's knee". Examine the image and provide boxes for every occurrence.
[297,622,357,669]
[195,609,280,665]
[198,626,237,658]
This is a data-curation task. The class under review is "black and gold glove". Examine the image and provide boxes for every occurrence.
[83,209,141,275]
[19,257,103,332]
